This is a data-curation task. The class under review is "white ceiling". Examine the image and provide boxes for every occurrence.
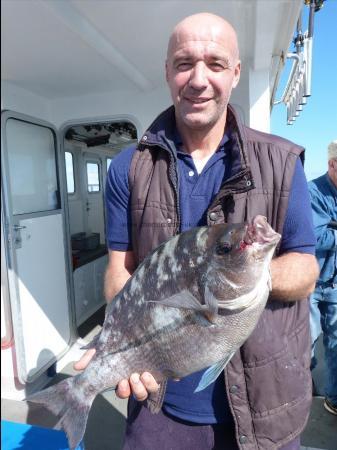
[1,0,302,100]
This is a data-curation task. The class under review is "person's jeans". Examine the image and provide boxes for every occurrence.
[310,283,337,406]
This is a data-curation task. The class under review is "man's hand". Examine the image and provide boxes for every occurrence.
[73,348,96,371]
[74,350,159,400]
[117,372,159,401]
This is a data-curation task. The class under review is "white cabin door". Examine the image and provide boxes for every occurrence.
[83,154,105,244]
[1,112,72,384]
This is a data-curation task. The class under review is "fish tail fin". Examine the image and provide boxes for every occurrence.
[27,376,95,450]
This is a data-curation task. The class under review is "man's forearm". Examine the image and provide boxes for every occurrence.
[270,252,319,302]
[104,250,136,303]
[104,268,132,303]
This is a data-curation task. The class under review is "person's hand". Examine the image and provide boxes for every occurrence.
[73,348,96,371]
[74,351,159,401]
[116,372,159,401]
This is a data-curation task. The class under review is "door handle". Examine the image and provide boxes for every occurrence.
[13,225,27,231]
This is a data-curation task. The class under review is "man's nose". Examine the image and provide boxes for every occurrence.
[188,62,208,90]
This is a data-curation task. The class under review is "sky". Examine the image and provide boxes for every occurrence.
[271,0,337,181]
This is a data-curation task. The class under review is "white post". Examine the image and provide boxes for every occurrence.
[249,69,270,133]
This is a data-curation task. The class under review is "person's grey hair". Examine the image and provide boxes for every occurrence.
[328,140,337,160]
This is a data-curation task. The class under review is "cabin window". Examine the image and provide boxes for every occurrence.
[6,119,60,214]
[106,158,112,172]
[65,152,75,194]
[86,162,100,193]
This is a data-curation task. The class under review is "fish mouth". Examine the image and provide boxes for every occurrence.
[244,215,281,246]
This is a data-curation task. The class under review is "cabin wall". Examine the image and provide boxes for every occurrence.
[52,86,170,134]
[2,70,261,136]
[52,82,252,133]
[1,81,52,123]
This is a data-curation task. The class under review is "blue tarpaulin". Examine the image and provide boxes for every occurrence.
[1,420,84,450]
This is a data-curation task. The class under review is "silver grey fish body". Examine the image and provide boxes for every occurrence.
[28,215,280,449]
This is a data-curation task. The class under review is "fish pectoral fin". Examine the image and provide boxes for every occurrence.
[194,351,236,393]
[148,290,202,311]
[148,290,216,324]
[146,379,167,414]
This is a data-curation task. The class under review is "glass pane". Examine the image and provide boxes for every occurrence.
[106,158,112,172]
[87,162,100,192]
[6,119,59,214]
[65,152,75,194]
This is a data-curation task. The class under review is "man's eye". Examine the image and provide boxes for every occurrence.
[177,63,191,70]
[209,62,226,71]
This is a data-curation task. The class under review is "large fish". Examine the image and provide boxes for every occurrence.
[28,215,280,449]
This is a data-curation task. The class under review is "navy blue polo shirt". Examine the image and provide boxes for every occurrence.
[105,132,315,424]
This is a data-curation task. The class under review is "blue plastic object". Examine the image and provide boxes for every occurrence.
[1,420,84,450]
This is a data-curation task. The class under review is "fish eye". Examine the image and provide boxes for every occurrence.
[216,241,232,255]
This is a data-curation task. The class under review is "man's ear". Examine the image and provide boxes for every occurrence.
[232,61,241,89]
[165,60,169,83]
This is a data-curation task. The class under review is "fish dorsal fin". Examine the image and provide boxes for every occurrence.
[194,351,236,393]
[147,290,216,323]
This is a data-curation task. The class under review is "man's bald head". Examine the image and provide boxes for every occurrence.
[167,13,240,62]
[165,12,241,134]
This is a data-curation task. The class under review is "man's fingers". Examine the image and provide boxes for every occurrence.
[73,348,96,371]
[116,379,131,399]
[116,372,159,401]
[129,373,150,401]
[140,372,160,393]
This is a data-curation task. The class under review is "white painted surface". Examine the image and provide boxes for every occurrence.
[2,113,72,384]
[13,215,71,382]
[1,210,12,345]
[249,69,271,133]
[1,81,52,123]
[73,255,107,326]
[83,154,105,242]
[1,0,302,130]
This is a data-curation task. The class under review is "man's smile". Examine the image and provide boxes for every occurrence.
[183,96,212,105]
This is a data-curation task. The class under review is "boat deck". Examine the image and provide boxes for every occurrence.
[2,309,336,450]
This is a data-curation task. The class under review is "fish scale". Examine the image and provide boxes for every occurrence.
[27,215,280,450]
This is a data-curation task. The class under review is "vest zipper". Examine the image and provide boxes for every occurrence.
[208,168,254,213]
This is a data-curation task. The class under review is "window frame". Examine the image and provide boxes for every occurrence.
[86,161,101,193]
[65,151,75,195]
[106,157,112,173]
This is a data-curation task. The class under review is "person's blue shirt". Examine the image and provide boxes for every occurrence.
[105,134,316,424]
[308,173,337,284]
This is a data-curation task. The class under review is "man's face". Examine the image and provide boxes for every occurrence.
[166,21,241,132]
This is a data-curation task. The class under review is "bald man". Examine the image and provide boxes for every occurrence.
[76,13,318,450]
